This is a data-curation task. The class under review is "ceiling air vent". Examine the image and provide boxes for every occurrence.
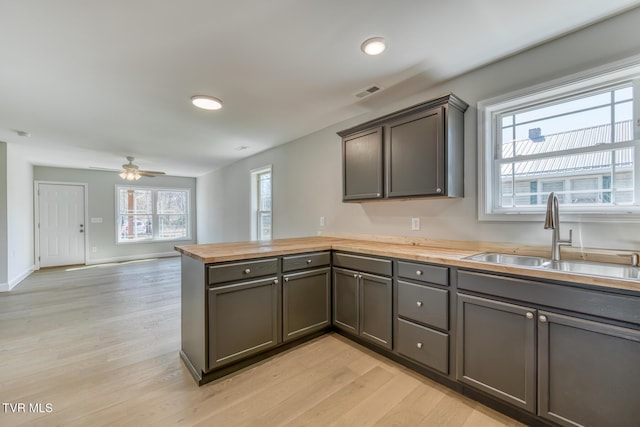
[355,85,382,98]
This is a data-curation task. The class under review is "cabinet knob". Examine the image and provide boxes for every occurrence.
[436,188,442,193]
[353,273,358,278]
[358,274,363,279]
[526,312,534,320]
[416,301,423,307]
[376,193,381,197]
[306,259,312,264]
[284,277,289,282]
[243,268,251,274]
[416,342,423,349]
[416,270,423,276]
[539,315,548,323]
[273,279,279,285]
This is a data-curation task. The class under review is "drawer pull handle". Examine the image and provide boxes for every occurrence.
[416,270,423,276]
[526,312,534,320]
[539,315,548,323]
[416,342,423,349]
[306,259,312,264]
[416,301,423,307]
[243,268,251,274]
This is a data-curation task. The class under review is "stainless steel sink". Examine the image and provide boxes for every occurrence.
[541,260,640,280]
[464,252,640,281]
[464,252,550,267]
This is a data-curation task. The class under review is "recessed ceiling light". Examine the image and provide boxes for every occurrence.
[361,37,386,56]
[191,95,223,110]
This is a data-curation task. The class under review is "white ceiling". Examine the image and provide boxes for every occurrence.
[1,0,639,177]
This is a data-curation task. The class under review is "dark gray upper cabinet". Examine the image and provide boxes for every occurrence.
[342,127,384,201]
[338,93,468,201]
[386,107,443,197]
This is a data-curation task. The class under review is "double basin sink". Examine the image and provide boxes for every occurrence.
[465,252,640,281]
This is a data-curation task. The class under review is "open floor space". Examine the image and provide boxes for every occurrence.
[0,258,522,426]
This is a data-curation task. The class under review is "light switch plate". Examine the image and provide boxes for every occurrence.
[411,217,420,231]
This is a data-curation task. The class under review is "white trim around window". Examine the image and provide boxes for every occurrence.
[478,53,640,222]
[115,185,192,244]
[250,165,272,241]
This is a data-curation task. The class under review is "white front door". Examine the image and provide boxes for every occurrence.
[38,183,86,267]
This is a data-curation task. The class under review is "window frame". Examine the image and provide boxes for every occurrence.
[478,54,640,222]
[250,165,272,241]
[115,185,192,244]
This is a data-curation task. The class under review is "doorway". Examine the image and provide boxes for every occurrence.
[36,182,87,268]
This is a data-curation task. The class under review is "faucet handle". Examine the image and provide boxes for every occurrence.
[617,252,640,266]
[560,229,573,246]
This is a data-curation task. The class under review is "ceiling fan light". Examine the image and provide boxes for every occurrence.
[120,170,141,181]
[361,37,386,56]
[191,95,223,110]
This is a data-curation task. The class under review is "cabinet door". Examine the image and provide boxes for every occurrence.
[207,277,280,370]
[283,268,331,342]
[342,127,384,201]
[333,268,359,334]
[538,311,640,427]
[360,272,392,349]
[386,107,443,198]
[457,294,536,413]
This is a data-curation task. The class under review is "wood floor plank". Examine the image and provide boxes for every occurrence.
[0,258,524,427]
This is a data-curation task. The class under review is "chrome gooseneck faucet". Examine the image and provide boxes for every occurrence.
[544,192,572,261]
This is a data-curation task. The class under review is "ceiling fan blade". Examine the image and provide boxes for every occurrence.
[139,170,166,176]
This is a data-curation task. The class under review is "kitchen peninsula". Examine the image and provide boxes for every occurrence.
[176,236,640,427]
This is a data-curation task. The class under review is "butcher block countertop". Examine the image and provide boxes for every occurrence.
[175,236,640,294]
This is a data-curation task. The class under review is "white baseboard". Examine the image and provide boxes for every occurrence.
[86,251,179,265]
[0,265,36,292]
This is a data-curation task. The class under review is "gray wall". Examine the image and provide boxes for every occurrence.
[7,143,34,286]
[0,142,8,288]
[34,166,196,264]
[196,8,640,251]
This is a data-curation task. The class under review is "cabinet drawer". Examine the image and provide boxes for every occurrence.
[207,258,278,285]
[396,318,448,374]
[282,252,330,272]
[397,280,448,330]
[398,261,448,286]
[333,252,392,276]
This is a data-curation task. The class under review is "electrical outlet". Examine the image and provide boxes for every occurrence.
[411,217,420,231]
[319,216,325,227]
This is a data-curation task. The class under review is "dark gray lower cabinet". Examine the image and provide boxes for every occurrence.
[538,311,640,427]
[458,292,640,426]
[456,294,537,413]
[283,267,331,342]
[333,268,359,334]
[333,267,392,349]
[207,276,281,370]
[360,272,393,349]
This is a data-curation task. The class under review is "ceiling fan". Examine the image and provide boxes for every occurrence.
[119,156,166,180]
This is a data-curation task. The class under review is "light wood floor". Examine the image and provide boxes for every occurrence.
[0,258,523,427]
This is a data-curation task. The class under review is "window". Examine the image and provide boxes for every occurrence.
[250,166,272,240]
[117,186,190,243]
[478,55,640,221]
